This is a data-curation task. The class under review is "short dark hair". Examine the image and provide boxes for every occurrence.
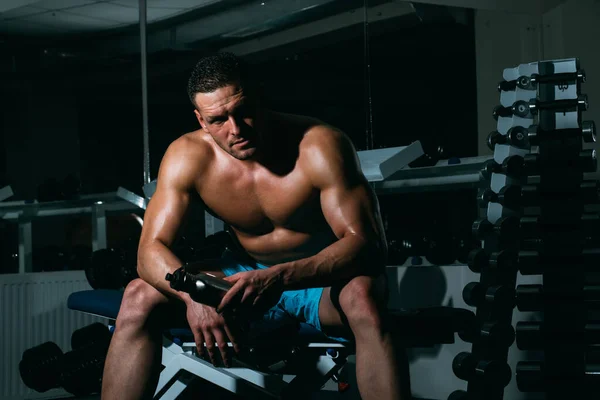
[187,52,252,108]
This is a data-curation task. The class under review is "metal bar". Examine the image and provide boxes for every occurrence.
[373,173,481,193]
[0,202,140,220]
[205,212,225,236]
[18,218,32,273]
[117,186,148,210]
[92,204,107,251]
[0,185,13,201]
[140,0,151,185]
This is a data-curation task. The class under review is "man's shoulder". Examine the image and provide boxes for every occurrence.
[165,130,214,165]
[159,130,215,189]
[298,121,354,159]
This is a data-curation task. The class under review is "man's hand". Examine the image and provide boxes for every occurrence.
[216,269,284,316]
[185,300,241,367]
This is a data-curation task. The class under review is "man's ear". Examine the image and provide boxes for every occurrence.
[194,109,208,132]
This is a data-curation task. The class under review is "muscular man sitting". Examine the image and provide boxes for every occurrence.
[101,52,410,400]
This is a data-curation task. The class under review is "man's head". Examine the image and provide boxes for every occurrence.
[187,52,262,160]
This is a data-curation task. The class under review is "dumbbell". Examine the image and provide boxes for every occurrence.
[519,149,597,175]
[516,321,600,350]
[497,70,585,92]
[531,69,586,85]
[516,284,600,311]
[478,185,538,210]
[527,121,596,145]
[529,95,588,115]
[472,216,520,240]
[512,214,600,239]
[84,248,126,290]
[19,342,64,393]
[459,320,515,348]
[467,248,520,280]
[494,96,588,120]
[448,390,468,400]
[487,127,530,150]
[455,236,481,265]
[463,282,516,310]
[497,75,535,92]
[453,352,512,387]
[480,156,526,180]
[71,322,111,351]
[60,344,108,396]
[517,361,598,393]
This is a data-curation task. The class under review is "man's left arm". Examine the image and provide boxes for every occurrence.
[217,126,387,313]
[271,126,388,290]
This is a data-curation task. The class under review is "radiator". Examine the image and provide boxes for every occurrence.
[0,271,105,400]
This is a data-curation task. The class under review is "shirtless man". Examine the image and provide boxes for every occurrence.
[101,52,410,400]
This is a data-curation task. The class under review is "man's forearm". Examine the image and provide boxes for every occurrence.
[137,241,193,305]
[271,234,385,290]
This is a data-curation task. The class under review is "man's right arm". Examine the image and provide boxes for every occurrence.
[136,137,209,305]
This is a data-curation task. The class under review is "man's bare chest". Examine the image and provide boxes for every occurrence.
[197,169,321,235]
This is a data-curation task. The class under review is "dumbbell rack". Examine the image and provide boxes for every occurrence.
[450,58,597,400]
[508,61,598,399]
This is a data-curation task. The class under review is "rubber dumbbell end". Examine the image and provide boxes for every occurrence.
[582,120,596,143]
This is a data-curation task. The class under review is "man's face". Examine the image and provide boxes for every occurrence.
[194,84,261,161]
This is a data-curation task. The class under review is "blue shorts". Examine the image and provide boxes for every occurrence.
[217,250,350,343]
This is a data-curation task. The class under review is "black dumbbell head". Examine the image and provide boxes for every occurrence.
[467,248,487,273]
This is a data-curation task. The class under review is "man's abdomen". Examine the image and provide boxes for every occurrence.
[233,226,337,265]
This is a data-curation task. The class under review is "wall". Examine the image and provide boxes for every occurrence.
[475,10,544,156]
[2,78,81,201]
[542,0,600,154]
[475,0,600,157]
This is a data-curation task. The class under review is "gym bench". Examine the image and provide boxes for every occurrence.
[68,289,475,399]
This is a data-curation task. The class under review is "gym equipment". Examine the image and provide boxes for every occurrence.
[526,121,596,145]
[516,284,600,311]
[19,323,112,396]
[66,287,475,399]
[0,185,14,202]
[497,70,586,92]
[480,155,526,179]
[85,247,129,290]
[516,321,600,350]
[459,57,597,400]
[452,351,512,387]
[19,342,64,393]
[487,129,529,150]
[516,361,600,394]
[487,57,598,399]
[71,322,112,350]
[493,96,588,120]
[462,282,515,311]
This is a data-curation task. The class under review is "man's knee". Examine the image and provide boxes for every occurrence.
[336,275,387,333]
[116,279,167,329]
